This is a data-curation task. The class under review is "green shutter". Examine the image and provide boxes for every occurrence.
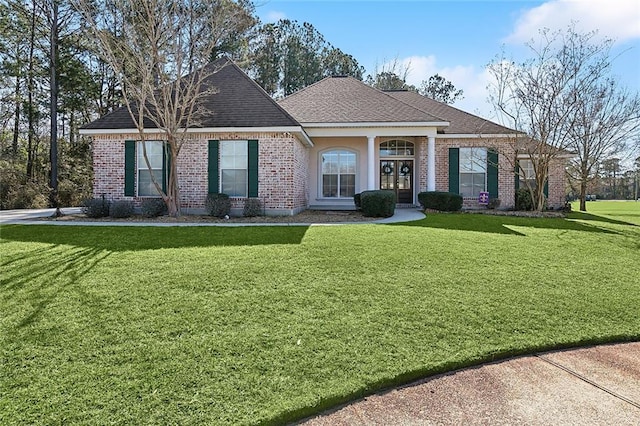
[124,140,136,196]
[248,139,259,197]
[208,140,219,194]
[514,159,520,191]
[162,143,171,194]
[544,179,549,198]
[487,149,499,199]
[448,148,459,194]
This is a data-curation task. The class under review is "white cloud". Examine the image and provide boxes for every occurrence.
[506,0,640,44]
[264,10,287,23]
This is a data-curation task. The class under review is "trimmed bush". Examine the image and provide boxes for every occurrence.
[82,197,110,218]
[487,198,501,210]
[418,191,463,212]
[515,188,534,211]
[109,200,134,218]
[205,193,231,218]
[360,190,396,217]
[243,198,262,217]
[140,198,167,217]
[353,193,362,210]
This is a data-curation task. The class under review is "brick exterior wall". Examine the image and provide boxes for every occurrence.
[433,137,517,209]
[547,157,567,208]
[92,132,565,214]
[91,132,309,215]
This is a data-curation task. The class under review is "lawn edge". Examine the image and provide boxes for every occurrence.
[270,334,639,426]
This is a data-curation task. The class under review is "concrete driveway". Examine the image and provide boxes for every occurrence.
[0,207,82,224]
[300,342,640,425]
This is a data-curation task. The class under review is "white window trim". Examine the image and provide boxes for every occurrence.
[136,140,164,197]
[459,147,487,198]
[220,140,249,198]
[318,148,358,199]
[379,139,415,158]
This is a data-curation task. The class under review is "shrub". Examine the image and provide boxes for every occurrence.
[243,198,262,217]
[140,198,167,217]
[360,190,396,217]
[205,193,231,218]
[82,197,111,218]
[418,191,463,212]
[109,200,134,218]
[57,179,91,208]
[353,193,362,210]
[487,198,501,210]
[515,188,534,211]
[562,202,572,213]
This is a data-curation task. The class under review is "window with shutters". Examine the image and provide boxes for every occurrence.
[220,141,248,197]
[519,159,537,187]
[137,141,165,197]
[459,147,487,198]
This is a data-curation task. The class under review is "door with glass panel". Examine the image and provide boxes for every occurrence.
[380,160,413,203]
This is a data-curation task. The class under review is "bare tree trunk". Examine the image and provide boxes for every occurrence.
[12,72,21,159]
[26,0,37,180]
[579,178,587,211]
[49,0,60,214]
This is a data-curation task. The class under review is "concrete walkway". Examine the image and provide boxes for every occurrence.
[0,207,425,226]
[299,342,640,425]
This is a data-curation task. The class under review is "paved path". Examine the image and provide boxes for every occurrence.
[0,207,425,226]
[299,342,640,425]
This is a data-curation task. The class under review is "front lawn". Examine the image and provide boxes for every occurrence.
[1,209,639,424]
[571,199,640,225]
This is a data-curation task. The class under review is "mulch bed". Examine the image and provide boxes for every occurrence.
[42,209,378,224]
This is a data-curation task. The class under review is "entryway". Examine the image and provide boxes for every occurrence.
[380,160,413,204]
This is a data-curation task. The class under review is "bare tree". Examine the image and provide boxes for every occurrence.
[365,57,415,91]
[74,0,252,216]
[568,81,640,210]
[488,27,615,211]
[418,74,464,104]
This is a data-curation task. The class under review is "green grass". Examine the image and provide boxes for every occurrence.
[1,209,639,425]
[572,199,640,226]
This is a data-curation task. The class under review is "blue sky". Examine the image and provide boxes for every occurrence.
[255,0,640,120]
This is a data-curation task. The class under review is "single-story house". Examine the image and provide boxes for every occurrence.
[80,57,567,215]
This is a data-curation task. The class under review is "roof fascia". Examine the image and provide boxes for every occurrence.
[78,126,314,147]
[437,133,519,139]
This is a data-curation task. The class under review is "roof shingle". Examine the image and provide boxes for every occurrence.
[82,58,300,130]
[384,90,516,134]
[278,76,446,124]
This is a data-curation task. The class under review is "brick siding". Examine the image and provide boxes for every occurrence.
[433,137,517,209]
[92,132,309,215]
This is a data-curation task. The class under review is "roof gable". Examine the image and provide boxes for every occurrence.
[278,76,446,124]
[82,58,300,130]
[384,90,516,135]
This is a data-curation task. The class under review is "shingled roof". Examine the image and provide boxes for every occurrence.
[278,76,447,124]
[384,90,516,135]
[82,58,300,130]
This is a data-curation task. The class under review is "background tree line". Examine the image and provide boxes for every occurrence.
[1,1,636,212]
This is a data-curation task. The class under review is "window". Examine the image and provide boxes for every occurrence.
[321,150,356,198]
[220,141,248,197]
[137,141,165,196]
[519,159,536,187]
[380,140,414,157]
[459,147,487,198]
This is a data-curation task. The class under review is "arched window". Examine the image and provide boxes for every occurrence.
[380,140,414,157]
[321,149,356,198]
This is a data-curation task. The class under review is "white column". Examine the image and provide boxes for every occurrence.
[367,135,376,190]
[427,136,436,191]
